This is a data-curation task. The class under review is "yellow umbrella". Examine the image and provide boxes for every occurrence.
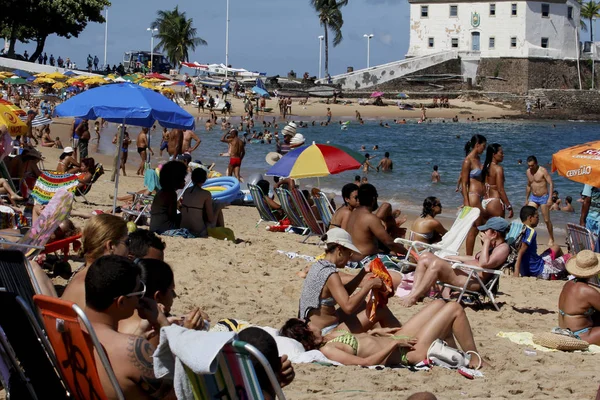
[161,87,175,94]
[34,77,56,84]
[0,104,28,136]
[140,81,155,89]
[45,72,67,80]
[83,78,106,85]
[67,77,83,85]
[52,82,67,89]
[35,72,47,77]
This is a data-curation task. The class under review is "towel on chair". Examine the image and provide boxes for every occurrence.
[153,324,235,400]
[436,207,480,258]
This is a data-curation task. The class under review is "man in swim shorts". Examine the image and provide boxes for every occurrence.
[136,127,153,176]
[159,128,169,156]
[525,155,554,246]
[220,129,245,181]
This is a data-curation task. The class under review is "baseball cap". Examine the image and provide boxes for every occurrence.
[477,217,509,233]
[63,146,74,154]
[322,228,361,254]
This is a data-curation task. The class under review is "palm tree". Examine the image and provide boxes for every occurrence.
[581,1,600,41]
[311,0,348,79]
[151,7,207,70]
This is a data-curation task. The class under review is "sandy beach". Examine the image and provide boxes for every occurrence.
[23,113,597,400]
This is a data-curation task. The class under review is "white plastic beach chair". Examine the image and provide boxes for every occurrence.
[394,206,480,272]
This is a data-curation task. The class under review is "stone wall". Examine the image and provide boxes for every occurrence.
[527,89,600,117]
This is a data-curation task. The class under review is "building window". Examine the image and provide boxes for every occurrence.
[490,4,496,16]
[489,37,495,49]
[421,5,429,17]
[428,37,435,48]
[541,37,549,48]
[568,6,573,19]
[450,5,458,17]
[510,37,517,48]
[511,3,517,16]
[541,3,550,17]
[451,38,459,48]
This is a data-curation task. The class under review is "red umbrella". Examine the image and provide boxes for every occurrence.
[72,81,85,88]
[145,72,170,80]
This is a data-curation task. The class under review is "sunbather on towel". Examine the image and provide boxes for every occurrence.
[557,250,600,344]
[283,299,488,369]
[399,217,510,307]
[298,228,401,339]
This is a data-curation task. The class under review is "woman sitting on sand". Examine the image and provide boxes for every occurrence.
[481,144,513,219]
[399,217,510,307]
[460,134,487,256]
[40,126,56,147]
[282,299,487,369]
[409,196,447,245]
[150,161,187,235]
[180,168,224,237]
[557,250,600,344]
[56,147,80,174]
[329,183,359,230]
[299,228,400,337]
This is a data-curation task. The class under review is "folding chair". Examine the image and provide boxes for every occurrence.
[30,172,79,206]
[289,188,325,243]
[566,223,597,254]
[0,324,39,399]
[33,294,125,400]
[275,188,309,236]
[312,191,334,229]
[184,341,286,400]
[121,192,154,224]
[248,183,281,227]
[75,163,104,203]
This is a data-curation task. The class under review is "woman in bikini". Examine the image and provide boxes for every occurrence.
[558,250,600,344]
[299,228,400,338]
[40,126,56,147]
[329,183,359,230]
[77,158,95,191]
[481,144,513,219]
[460,134,487,255]
[180,168,224,237]
[56,147,80,173]
[282,299,487,369]
[409,197,447,245]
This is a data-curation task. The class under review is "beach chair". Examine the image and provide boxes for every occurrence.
[312,191,334,229]
[0,324,39,399]
[33,294,125,400]
[0,289,69,399]
[121,192,154,224]
[437,222,527,311]
[275,188,309,236]
[183,340,286,400]
[566,223,596,254]
[248,183,281,227]
[30,171,79,206]
[75,163,104,203]
[393,207,480,272]
[289,188,326,242]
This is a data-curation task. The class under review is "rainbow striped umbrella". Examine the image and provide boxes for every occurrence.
[266,142,365,178]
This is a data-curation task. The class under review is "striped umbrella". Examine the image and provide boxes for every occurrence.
[19,115,53,127]
[266,142,366,179]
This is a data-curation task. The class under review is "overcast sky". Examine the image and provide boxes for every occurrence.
[14,0,408,76]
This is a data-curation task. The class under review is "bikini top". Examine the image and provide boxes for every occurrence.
[470,168,483,179]
[320,297,337,307]
[410,231,434,241]
[329,331,359,355]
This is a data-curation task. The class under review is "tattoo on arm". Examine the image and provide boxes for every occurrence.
[127,336,172,399]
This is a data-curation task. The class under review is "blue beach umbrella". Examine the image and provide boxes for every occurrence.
[55,82,195,211]
[63,70,76,77]
[251,86,270,98]
[12,69,31,78]
[26,76,36,83]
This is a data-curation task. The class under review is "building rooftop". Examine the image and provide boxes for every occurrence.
[409,0,570,4]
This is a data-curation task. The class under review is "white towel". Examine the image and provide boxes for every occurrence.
[436,207,480,258]
[153,324,235,400]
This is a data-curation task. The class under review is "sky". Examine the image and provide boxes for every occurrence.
[12,0,408,77]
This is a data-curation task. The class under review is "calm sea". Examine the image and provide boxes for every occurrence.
[96,118,597,231]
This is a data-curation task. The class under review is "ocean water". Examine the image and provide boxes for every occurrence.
[96,118,597,230]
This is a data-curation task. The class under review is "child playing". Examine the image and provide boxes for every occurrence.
[54,137,64,149]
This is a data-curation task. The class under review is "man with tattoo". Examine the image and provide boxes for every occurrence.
[85,255,175,399]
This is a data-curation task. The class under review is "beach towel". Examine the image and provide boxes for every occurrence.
[144,168,161,192]
[496,331,600,353]
[30,172,78,205]
[153,324,235,400]
[436,206,480,258]
[276,250,317,263]
[367,258,394,322]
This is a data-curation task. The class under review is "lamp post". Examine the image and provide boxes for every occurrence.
[225,0,230,79]
[363,34,374,68]
[318,35,324,79]
[147,28,158,73]
[103,7,108,70]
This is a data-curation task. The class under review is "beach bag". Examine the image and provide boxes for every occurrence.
[427,339,481,369]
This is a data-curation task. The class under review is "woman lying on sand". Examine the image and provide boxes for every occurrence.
[400,217,510,307]
[408,196,447,244]
[299,228,401,337]
[283,299,487,369]
[558,250,600,344]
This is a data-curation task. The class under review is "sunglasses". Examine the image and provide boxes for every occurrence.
[120,238,131,247]
[116,280,146,300]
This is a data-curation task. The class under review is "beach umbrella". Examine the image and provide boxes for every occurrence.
[396,93,409,99]
[251,86,270,99]
[34,77,56,85]
[265,142,366,179]
[145,72,170,80]
[4,77,27,85]
[63,70,76,77]
[0,104,28,136]
[0,99,26,117]
[551,141,600,187]
[19,114,53,127]
[12,70,31,78]
[45,72,67,80]
[370,91,384,98]
[83,77,106,85]
[54,82,195,212]
[122,75,136,82]
[52,82,66,89]
[26,76,36,83]
[35,72,47,77]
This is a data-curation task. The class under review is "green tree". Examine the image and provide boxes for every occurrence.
[581,1,600,41]
[310,0,348,78]
[150,7,207,70]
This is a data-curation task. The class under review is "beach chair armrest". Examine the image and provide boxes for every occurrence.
[450,262,502,275]
[393,238,446,252]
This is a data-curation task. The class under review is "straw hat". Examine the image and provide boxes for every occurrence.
[265,152,282,166]
[566,250,600,278]
[290,133,305,146]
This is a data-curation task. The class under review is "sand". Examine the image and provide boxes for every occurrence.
[8,100,597,400]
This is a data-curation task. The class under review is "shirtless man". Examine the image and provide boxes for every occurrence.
[182,129,201,154]
[329,183,359,230]
[376,152,393,172]
[326,108,332,124]
[159,128,169,157]
[525,155,554,245]
[167,129,183,160]
[84,256,174,399]
[220,129,245,181]
[136,128,153,176]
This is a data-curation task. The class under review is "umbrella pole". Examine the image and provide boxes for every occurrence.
[112,121,125,213]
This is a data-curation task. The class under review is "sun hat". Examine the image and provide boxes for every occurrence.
[566,250,600,278]
[63,146,74,154]
[265,152,282,166]
[322,228,361,254]
[290,133,305,146]
[477,217,509,233]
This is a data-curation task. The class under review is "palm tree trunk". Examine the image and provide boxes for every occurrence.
[591,17,594,42]
[324,24,329,78]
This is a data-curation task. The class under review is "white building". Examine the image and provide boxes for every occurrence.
[407,0,580,60]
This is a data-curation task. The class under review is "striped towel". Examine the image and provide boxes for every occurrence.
[31,172,79,205]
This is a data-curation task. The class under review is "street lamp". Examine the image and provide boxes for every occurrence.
[363,34,374,68]
[147,28,158,73]
[103,7,108,70]
[318,35,324,79]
